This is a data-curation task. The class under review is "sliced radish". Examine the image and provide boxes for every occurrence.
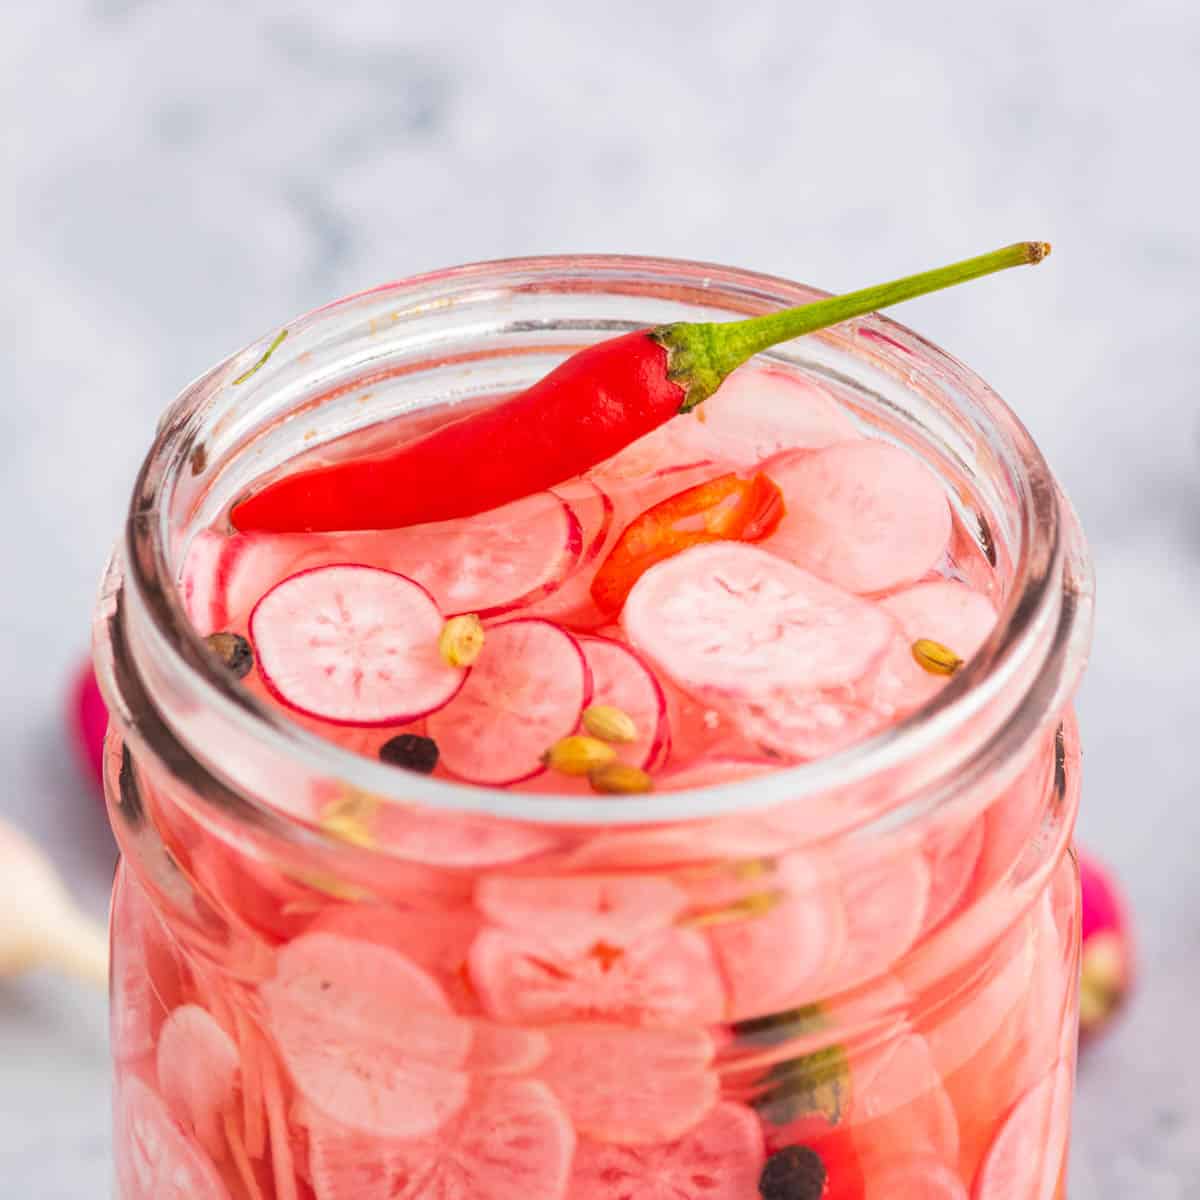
[761,441,952,593]
[853,1033,960,1166]
[705,855,845,1021]
[249,565,465,726]
[656,758,778,791]
[427,618,589,785]
[262,932,472,1138]
[623,543,895,759]
[537,1024,717,1145]
[309,1078,575,1200]
[569,1101,764,1200]
[467,1022,549,1076]
[116,1077,232,1200]
[578,636,670,769]
[870,581,998,718]
[683,365,860,465]
[973,1063,1073,1200]
[822,853,931,994]
[476,873,689,956]
[155,1005,240,1161]
[523,479,616,621]
[469,926,725,1027]
[871,1159,968,1199]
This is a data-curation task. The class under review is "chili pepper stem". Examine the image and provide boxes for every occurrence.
[656,241,1051,411]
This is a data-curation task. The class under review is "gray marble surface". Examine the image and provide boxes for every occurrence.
[3,2,1198,1195]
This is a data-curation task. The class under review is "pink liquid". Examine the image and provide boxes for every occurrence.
[108,364,1079,1199]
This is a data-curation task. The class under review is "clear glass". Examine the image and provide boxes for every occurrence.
[95,255,1093,1200]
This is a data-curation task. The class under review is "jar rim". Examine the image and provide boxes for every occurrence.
[98,252,1094,831]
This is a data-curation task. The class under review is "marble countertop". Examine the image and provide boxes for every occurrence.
[3,2,1198,1194]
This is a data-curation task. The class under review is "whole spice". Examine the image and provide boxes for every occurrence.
[544,735,617,776]
[439,614,485,668]
[588,761,653,795]
[232,244,1050,533]
[911,637,962,676]
[581,704,638,744]
[205,632,255,679]
[379,733,440,775]
[758,1146,827,1200]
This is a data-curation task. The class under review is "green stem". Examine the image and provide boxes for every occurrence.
[657,241,1051,411]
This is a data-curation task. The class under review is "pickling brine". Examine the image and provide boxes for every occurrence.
[96,257,1092,1200]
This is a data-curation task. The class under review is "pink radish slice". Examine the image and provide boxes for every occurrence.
[922,818,985,934]
[761,441,952,594]
[853,1033,960,1165]
[973,1063,1072,1200]
[180,529,228,634]
[871,581,998,717]
[156,1005,241,1161]
[523,480,616,620]
[306,906,482,1012]
[469,925,725,1027]
[681,365,860,465]
[871,1159,968,1199]
[625,543,895,696]
[475,873,689,956]
[578,635,670,769]
[569,1101,765,1200]
[822,853,931,994]
[427,619,590,785]
[468,1022,549,1075]
[309,1078,575,1200]
[250,565,465,726]
[116,1077,232,1200]
[705,856,846,1022]
[538,1024,717,1145]
[262,932,471,1138]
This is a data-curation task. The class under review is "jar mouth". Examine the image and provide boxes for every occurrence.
[100,253,1094,830]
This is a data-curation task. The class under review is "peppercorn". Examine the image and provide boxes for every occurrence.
[758,1145,827,1200]
[379,734,440,775]
[205,632,254,679]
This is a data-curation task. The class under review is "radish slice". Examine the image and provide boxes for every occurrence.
[476,874,689,956]
[578,636,670,769]
[656,758,777,791]
[309,1079,575,1200]
[249,565,465,726]
[179,530,227,635]
[973,1063,1073,1200]
[704,855,845,1021]
[871,581,998,717]
[569,1101,764,1200]
[116,1077,232,1200]
[682,365,860,465]
[761,441,952,593]
[261,932,472,1139]
[468,1022,550,1075]
[155,1005,240,1161]
[524,480,616,621]
[623,543,895,759]
[469,925,726,1028]
[922,818,985,934]
[872,1159,968,1199]
[427,619,590,786]
[537,1024,717,1144]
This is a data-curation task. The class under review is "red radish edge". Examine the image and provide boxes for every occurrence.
[577,634,670,770]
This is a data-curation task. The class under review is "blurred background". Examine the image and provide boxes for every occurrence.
[3,2,1198,1195]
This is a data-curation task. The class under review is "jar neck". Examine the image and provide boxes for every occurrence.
[94,254,1094,844]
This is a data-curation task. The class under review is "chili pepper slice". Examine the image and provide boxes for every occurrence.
[590,471,785,615]
[232,244,1049,534]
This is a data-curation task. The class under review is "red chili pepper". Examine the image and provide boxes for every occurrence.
[590,471,785,614]
[232,244,1049,533]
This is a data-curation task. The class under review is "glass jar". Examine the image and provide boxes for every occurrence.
[95,255,1093,1200]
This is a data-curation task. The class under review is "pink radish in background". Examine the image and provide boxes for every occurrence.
[1078,850,1134,1040]
[68,662,107,796]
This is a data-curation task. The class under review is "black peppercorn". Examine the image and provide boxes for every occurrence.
[379,734,440,774]
[759,1145,827,1200]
